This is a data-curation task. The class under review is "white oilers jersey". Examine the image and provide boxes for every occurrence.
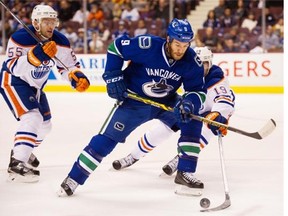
[199,65,235,119]
[2,26,79,89]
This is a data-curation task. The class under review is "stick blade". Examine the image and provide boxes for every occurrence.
[200,200,231,212]
[256,118,276,139]
[200,194,231,212]
[230,118,277,140]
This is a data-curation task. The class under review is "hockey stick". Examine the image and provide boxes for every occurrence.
[98,101,120,133]
[0,0,69,71]
[124,92,276,140]
[200,134,231,212]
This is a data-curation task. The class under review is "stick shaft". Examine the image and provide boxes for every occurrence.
[125,92,228,128]
[200,134,231,212]
[124,92,275,139]
[98,102,119,133]
[218,134,230,194]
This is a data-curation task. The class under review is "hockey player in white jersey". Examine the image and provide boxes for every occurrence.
[0,5,90,183]
[112,46,235,195]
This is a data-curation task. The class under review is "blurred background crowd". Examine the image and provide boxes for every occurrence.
[0,0,284,54]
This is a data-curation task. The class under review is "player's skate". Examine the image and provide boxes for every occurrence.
[27,152,40,168]
[112,154,138,170]
[58,176,79,197]
[174,171,204,196]
[7,157,40,183]
[162,155,179,176]
[10,150,40,168]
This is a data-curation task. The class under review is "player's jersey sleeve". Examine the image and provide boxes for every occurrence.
[201,65,235,119]
[51,30,80,81]
[105,34,155,72]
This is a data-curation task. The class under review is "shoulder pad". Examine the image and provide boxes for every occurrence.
[51,30,70,47]
[11,26,38,46]
[11,26,70,48]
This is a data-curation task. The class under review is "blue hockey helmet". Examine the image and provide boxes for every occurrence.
[167,18,194,43]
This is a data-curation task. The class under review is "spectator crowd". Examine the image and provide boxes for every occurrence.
[0,0,283,54]
[196,0,283,53]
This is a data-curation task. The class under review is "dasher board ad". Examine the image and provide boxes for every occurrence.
[0,53,283,93]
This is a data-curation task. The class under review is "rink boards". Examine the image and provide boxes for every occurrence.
[0,53,283,94]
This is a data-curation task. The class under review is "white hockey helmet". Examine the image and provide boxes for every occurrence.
[31,5,59,27]
[194,46,213,70]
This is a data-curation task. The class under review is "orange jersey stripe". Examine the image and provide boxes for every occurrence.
[35,141,42,145]
[7,58,18,71]
[215,96,234,103]
[3,71,27,117]
[140,137,153,151]
[14,136,36,143]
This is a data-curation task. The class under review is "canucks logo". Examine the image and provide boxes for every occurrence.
[138,36,151,49]
[142,78,173,98]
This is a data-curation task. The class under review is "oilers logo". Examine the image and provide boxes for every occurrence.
[142,78,174,98]
[31,64,52,79]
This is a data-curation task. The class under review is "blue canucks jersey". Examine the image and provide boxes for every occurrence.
[106,34,206,105]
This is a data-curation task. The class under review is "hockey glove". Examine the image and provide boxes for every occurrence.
[28,41,57,67]
[69,69,90,92]
[174,98,194,123]
[205,111,228,136]
[102,70,126,101]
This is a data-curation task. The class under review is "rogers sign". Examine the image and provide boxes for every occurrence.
[0,53,283,88]
[213,53,282,86]
[218,60,271,77]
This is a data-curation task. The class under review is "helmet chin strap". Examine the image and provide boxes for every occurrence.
[34,20,49,41]
[36,29,49,41]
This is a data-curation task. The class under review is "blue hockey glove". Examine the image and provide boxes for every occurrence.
[174,98,194,123]
[102,70,127,101]
[205,111,228,136]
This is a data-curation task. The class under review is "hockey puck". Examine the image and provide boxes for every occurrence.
[200,198,210,208]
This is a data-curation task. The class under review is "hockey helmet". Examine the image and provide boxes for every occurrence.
[167,18,194,43]
[31,5,59,27]
[194,46,213,70]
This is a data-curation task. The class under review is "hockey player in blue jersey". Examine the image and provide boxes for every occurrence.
[59,18,207,196]
[112,47,235,181]
[0,5,90,183]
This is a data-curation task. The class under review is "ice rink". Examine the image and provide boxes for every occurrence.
[0,92,284,216]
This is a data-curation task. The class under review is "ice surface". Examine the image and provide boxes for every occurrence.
[0,93,283,216]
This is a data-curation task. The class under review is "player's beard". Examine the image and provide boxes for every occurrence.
[166,43,185,61]
[171,51,185,60]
